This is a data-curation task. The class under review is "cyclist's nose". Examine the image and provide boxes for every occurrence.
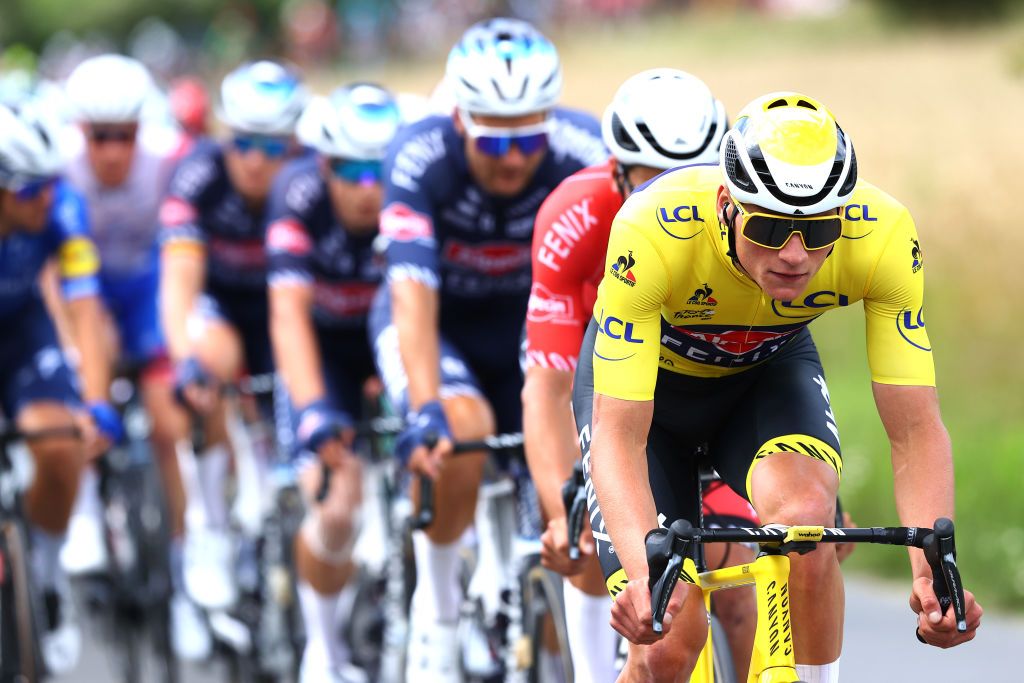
[779,233,810,264]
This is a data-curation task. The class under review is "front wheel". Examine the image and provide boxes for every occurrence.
[522,563,573,683]
[709,613,738,683]
[0,520,41,683]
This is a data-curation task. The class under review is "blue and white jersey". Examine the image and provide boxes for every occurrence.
[63,131,178,279]
[159,140,271,291]
[0,180,100,319]
[266,157,382,330]
[379,109,606,322]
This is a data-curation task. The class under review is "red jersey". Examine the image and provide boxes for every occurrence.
[525,159,622,371]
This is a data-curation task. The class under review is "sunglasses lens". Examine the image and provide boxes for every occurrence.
[330,159,383,183]
[262,139,288,158]
[233,135,288,159]
[742,215,842,250]
[474,135,511,157]
[14,178,55,201]
[515,133,548,155]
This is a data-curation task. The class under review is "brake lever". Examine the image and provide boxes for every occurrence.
[563,461,586,561]
[923,517,967,633]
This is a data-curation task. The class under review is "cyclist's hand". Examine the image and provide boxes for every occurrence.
[835,510,857,563]
[541,515,595,576]
[173,356,217,413]
[296,400,354,464]
[408,436,453,480]
[397,400,453,479]
[84,400,122,458]
[610,576,686,645]
[910,576,983,648]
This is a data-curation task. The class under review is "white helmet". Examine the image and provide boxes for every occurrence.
[217,60,308,136]
[0,102,64,190]
[65,54,154,123]
[602,68,726,170]
[446,18,562,116]
[721,92,857,215]
[296,83,401,160]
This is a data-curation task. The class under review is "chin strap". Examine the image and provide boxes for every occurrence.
[720,201,739,263]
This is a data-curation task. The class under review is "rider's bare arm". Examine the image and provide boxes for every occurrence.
[872,383,953,577]
[391,277,442,410]
[159,245,205,362]
[590,392,658,580]
[66,294,111,404]
[269,282,325,406]
[522,366,579,520]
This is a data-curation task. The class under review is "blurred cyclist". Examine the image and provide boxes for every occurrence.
[168,75,210,155]
[61,53,210,659]
[0,101,118,674]
[268,82,401,683]
[370,18,606,681]
[159,60,308,612]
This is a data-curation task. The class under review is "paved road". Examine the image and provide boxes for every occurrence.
[55,573,1020,682]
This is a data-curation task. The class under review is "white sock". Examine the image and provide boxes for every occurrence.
[298,581,356,669]
[71,466,102,520]
[538,648,567,683]
[795,659,840,683]
[31,527,66,592]
[562,580,618,683]
[196,444,230,530]
[169,538,184,593]
[410,531,462,623]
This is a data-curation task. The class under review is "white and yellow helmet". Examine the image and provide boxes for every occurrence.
[721,92,857,215]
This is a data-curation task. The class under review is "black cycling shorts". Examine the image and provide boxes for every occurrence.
[572,318,842,593]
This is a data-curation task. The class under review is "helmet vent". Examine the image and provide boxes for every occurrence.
[610,113,640,152]
[796,99,817,110]
[459,77,480,94]
[839,147,858,196]
[767,99,788,109]
[724,137,755,192]
[321,124,334,142]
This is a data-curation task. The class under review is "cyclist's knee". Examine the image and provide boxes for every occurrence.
[628,632,700,683]
[750,453,837,526]
[442,393,495,441]
[18,402,83,467]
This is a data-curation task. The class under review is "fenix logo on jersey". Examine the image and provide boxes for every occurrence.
[313,282,378,318]
[267,219,313,256]
[527,283,575,325]
[663,323,801,366]
[609,251,637,286]
[536,197,599,272]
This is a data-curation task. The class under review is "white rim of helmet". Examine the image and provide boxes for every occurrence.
[65,54,154,124]
[446,17,562,117]
[296,83,401,161]
[0,102,64,189]
[217,60,309,137]
[602,68,727,170]
[720,91,857,216]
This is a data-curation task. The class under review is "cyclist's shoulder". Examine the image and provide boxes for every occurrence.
[270,156,326,225]
[386,113,459,196]
[168,139,226,201]
[49,180,90,239]
[539,158,619,220]
[546,107,607,169]
[615,164,721,245]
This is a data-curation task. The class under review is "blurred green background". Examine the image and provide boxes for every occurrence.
[3,0,1023,610]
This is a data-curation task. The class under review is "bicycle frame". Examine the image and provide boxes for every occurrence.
[691,551,797,683]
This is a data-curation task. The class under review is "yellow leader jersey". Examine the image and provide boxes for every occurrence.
[592,165,933,401]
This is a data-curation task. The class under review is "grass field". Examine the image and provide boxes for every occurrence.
[325,5,1024,609]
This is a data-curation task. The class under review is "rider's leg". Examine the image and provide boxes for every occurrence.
[295,458,363,678]
[618,582,707,683]
[142,362,189,538]
[749,452,842,676]
[563,541,619,683]
[409,393,494,620]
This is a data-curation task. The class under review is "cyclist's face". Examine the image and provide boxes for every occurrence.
[719,188,834,302]
[456,111,548,197]
[324,163,382,236]
[224,135,290,205]
[83,123,138,187]
[0,185,54,233]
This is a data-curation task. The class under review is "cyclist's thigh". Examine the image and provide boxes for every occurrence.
[573,319,701,595]
[711,329,843,503]
[0,300,81,420]
[103,269,166,366]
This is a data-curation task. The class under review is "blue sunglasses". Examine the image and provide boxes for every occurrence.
[14,177,57,201]
[232,134,290,159]
[458,109,550,158]
[329,159,384,184]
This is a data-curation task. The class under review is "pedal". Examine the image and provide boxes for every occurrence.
[209,609,252,653]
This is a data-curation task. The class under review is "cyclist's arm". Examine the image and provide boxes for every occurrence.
[591,392,657,579]
[266,214,324,406]
[522,366,578,519]
[159,242,205,362]
[873,383,953,578]
[66,295,110,403]
[392,277,441,409]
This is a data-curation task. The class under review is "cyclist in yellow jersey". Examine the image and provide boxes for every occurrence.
[574,92,983,682]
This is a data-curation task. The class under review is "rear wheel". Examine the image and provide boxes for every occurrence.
[1,520,40,682]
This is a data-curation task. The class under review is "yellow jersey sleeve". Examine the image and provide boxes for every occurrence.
[862,207,935,386]
[58,236,100,280]
[592,219,671,401]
